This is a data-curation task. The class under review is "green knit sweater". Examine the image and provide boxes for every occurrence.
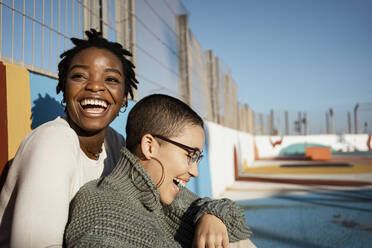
[64,148,251,247]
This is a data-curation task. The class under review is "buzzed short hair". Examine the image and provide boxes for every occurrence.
[125,94,204,153]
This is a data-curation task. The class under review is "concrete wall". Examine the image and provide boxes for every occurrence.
[343,134,371,151]
[255,134,371,159]
[205,123,371,196]
[205,121,255,198]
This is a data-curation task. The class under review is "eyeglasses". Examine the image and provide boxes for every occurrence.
[153,135,203,166]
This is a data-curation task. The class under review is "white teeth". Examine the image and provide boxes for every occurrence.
[173,178,186,187]
[80,99,108,108]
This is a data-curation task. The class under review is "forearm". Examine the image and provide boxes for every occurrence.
[164,187,251,243]
[193,197,252,242]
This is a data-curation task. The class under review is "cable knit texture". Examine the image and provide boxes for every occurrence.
[64,147,251,247]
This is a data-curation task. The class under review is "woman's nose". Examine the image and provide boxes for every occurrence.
[86,77,105,91]
[188,162,199,178]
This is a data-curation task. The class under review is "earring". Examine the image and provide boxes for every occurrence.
[130,157,165,190]
[150,157,165,188]
[60,99,66,108]
[120,105,127,113]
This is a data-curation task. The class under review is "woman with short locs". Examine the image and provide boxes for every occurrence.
[0,29,138,247]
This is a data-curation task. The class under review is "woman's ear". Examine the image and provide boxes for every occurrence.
[140,134,158,160]
[122,96,128,107]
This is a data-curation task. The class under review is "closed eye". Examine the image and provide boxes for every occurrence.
[105,77,120,83]
[187,153,198,162]
[70,73,87,80]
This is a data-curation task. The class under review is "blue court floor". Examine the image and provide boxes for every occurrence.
[238,188,372,248]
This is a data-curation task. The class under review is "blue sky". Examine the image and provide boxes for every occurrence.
[181,0,372,133]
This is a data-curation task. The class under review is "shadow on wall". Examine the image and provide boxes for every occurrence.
[31,93,65,129]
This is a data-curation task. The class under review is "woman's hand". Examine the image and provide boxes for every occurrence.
[192,214,230,248]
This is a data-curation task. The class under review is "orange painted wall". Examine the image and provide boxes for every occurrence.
[0,63,8,174]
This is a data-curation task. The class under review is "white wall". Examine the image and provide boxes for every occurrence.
[205,121,255,197]
[254,134,371,158]
[206,123,370,197]
[343,134,370,151]
[206,122,237,197]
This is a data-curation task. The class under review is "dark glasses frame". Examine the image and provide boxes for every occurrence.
[152,135,203,165]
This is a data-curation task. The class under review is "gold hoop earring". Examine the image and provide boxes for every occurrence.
[150,157,165,188]
[120,105,127,113]
[60,99,66,108]
[130,157,165,190]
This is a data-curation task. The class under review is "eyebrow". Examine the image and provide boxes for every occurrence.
[69,65,122,76]
[69,65,89,71]
[104,68,122,76]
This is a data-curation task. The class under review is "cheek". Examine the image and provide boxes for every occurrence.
[109,88,126,106]
[165,154,188,176]
[64,82,79,100]
[112,81,126,97]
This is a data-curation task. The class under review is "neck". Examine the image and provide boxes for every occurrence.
[67,117,107,160]
[79,137,104,160]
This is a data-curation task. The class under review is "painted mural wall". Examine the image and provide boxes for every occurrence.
[1,64,371,199]
[255,134,371,159]
[205,121,371,197]
[1,66,213,197]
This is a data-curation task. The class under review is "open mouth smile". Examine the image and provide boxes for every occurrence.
[80,98,108,114]
[173,178,187,188]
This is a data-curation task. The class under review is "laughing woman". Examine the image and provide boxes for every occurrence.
[0,29,138,247]
[65,94,253,248]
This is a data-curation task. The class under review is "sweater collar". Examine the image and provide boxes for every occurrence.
[103,147,162,212]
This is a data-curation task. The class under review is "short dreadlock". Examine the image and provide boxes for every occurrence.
[57,29,138,103]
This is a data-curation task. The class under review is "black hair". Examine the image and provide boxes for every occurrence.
[57,29,138,103]
[126,94,204,153]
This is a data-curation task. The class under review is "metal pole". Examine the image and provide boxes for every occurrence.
[347,112,352,134]
[259,113,264,135]
[354,104,359,134]
[270,109,274,135]
[285,111,289,135]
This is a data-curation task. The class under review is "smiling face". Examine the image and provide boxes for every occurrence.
[64,47,126,134]
[143,124,205,205]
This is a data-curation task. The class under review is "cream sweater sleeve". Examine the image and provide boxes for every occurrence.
[10,124,78,248]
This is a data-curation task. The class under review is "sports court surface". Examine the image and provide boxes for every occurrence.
[221,152,372,248]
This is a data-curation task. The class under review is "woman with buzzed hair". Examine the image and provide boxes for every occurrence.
[65,94,252,248]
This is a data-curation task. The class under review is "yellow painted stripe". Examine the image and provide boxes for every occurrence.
[5,63,32,159]
[242,163,372,174]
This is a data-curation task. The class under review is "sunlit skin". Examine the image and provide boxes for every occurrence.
[138,124,231,247]
[139,124,204,205]
[64,47,127,159]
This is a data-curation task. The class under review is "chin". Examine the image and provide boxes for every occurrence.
[79,119,111,133]
[160,196,175,205]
